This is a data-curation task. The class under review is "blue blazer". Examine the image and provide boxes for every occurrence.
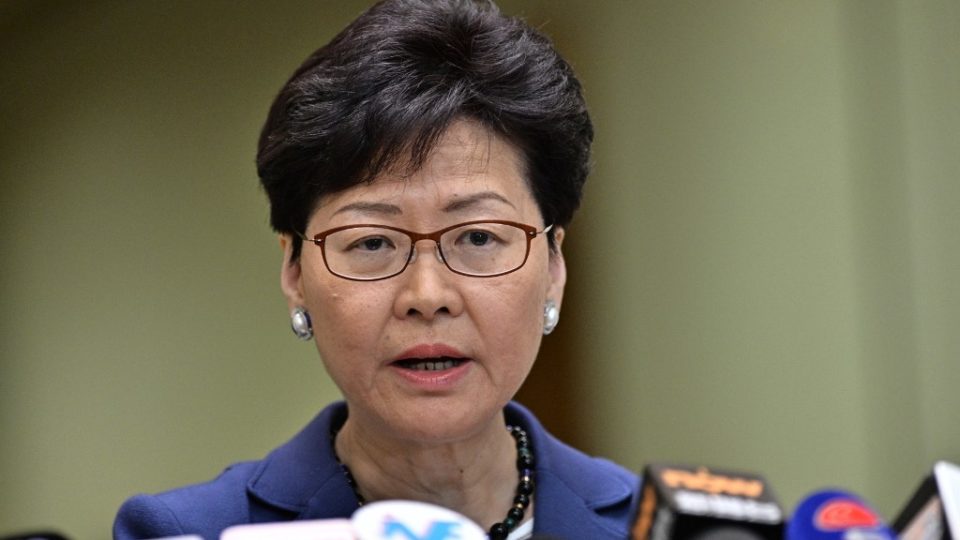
[114,401,640,539]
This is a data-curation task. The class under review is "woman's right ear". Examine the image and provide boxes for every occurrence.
[279,234,305,310]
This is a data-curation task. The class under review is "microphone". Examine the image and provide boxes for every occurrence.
[893,460,960,539]
[219,500,487,540]
[631,463,785,540]
[0,533,70,540]
[785,489,895,540]
[352,500,487,540]
[221,519,355,540]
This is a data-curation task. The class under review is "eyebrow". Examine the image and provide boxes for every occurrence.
[442,191,516,213]
[332,191,515,217]
[332,201,403,217]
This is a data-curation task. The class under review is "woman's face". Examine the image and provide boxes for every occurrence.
[280,120,566,444]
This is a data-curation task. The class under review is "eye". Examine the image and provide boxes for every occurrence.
[348,235,394,252]
[467,230,492,246]
[455,227,504,248]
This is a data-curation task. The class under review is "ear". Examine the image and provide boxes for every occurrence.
[279,234,306,311]
[546,227,567,310]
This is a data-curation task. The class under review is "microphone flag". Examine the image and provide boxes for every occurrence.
[632,463,785,540]
[786,489,895,540]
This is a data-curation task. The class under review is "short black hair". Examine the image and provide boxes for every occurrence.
[257,0,593,260]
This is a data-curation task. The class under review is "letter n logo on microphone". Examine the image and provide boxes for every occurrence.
[383,519,461,540]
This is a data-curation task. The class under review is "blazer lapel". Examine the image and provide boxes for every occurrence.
[247,403,359,518]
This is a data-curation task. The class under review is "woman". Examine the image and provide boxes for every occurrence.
[114,1,639,539]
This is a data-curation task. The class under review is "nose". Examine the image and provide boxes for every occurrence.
[393,239,464,321]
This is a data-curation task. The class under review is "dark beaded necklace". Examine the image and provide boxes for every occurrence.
[332,425,535,540]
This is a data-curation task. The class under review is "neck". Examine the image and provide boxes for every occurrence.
[334,410,528,530]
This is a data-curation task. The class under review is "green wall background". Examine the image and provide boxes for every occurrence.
[1,1,957,538]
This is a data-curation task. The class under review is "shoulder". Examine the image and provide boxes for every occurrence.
[114,403,349,540]
[113,461,265,540]
[505,402,641,540]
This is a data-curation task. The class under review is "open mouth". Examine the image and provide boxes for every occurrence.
[393,356,467,371]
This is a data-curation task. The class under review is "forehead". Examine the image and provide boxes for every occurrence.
[314,120,536,218]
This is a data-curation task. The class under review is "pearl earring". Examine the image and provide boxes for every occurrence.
[290,307,313,341]
[543,299,560,335]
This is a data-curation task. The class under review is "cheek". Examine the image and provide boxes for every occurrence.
[302,273,390,356]
[470,273,548,352]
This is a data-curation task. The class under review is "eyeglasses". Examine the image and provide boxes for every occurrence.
[302,220,552,281]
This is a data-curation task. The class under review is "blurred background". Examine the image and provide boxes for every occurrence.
[1,1,958,538]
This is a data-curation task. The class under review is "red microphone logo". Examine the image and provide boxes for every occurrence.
[815,499,880,530]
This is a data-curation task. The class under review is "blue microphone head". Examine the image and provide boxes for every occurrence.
[786,489,896,540]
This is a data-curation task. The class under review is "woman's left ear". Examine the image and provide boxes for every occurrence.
[547,227,567,308]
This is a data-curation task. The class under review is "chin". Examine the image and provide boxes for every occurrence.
[375,395,508,444]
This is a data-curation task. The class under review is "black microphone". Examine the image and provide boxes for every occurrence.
[0,533,70,540]
[631,463,785,540]
[893,460,960,539]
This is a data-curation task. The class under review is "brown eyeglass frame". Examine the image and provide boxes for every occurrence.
[302,219,553,281]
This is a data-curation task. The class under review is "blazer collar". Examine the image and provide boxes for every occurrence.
[247,401,636,533]
[246,402,357,518]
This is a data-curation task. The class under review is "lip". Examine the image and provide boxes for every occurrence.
[389,343,473,391]
[393,343,469,362]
